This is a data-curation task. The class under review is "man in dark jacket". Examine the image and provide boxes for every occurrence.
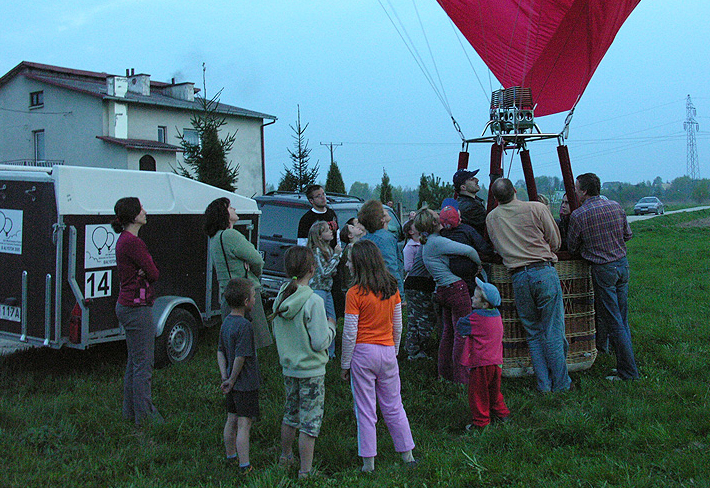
[453,169,486,237]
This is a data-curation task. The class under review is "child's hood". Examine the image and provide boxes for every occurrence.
[273,284,314,320]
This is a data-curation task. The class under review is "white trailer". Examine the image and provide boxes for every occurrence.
[0,165,260,366]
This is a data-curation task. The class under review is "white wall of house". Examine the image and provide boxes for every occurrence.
[126,103,265,197]
[0,76,128,169]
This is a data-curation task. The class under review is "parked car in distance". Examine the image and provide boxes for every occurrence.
[255,191,403,299]
[634,196,664,215]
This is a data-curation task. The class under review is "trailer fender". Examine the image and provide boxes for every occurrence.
[152,296,202,367]
[152,296,201,336]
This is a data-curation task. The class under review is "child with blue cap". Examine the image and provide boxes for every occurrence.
[456,277,510,430]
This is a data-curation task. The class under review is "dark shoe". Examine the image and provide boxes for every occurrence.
[240,464,254,475]
[493,415,510,423]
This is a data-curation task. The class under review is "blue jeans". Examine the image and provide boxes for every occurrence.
[511,265,571,392]
[591,258,639,380]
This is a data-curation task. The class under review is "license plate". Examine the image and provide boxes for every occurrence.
[0,304,21,322]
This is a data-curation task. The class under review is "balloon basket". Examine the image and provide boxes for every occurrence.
[488,258,597,378]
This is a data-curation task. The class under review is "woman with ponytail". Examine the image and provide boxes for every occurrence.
[270,246,336,479]
[112,197,162,426]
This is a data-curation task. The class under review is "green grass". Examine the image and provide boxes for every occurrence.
[2,210,710,487]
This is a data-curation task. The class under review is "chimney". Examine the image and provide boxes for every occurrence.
[127,73,151,96]
[162,82,195,102]
[107,76,128,97]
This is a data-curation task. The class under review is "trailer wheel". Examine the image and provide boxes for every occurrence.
[156,308,198,368]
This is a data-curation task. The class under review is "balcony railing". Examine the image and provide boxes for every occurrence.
[0,160,64,168]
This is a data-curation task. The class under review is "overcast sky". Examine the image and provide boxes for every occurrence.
[2,1,708,191]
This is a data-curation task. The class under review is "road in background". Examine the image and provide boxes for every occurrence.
[628,206,710,222]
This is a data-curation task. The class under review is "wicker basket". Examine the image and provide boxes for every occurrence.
[489,259,597,377]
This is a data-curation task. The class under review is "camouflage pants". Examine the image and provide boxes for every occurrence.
[404,289,437,357]
[282,375,325,437]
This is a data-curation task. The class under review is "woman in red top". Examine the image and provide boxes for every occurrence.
[340,240,415,473]
[112,197,161,426]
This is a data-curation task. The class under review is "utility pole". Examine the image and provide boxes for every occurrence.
[320,142,342,166]
[684,95,700,180]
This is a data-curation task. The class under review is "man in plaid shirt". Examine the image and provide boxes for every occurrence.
[567,173,639,381]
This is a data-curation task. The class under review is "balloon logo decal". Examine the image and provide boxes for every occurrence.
[0,210,13,237]
[91,226,115,255]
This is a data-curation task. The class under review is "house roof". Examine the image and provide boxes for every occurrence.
[1,61,277,121]
[96,136,182,152]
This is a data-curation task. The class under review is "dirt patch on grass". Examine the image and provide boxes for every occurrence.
[678,217,710,228]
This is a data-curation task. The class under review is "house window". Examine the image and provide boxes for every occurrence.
[30,91,44,108]
[158,126,167,143]
[183,128,200,147]
[33,130,45,161]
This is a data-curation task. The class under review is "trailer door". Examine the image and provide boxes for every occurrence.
[0,173,59,345]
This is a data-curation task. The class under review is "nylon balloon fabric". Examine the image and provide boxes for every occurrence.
[437,0,641,116]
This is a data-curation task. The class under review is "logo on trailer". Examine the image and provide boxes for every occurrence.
[0,209,23,255]
[85,224,118,269]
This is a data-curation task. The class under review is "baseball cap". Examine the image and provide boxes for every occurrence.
[475,277,502,308]
[438,206,460,229]
[453,169,480,189]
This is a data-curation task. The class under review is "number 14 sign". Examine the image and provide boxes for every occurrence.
[85,270,112,299]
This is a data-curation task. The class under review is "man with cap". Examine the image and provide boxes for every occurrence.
[456,277,510,429]
[453,169,487,237]
[485,178,571,393]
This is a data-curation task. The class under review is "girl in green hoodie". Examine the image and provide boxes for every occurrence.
[271,246,336,479]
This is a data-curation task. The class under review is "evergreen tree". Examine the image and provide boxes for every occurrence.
[349,181,372,200]
[325,160,346,194]
[277,171,299,191]
[175,67,238,192]
[278,105,319,192]
[418,173,453,210]
[380,168,393,203]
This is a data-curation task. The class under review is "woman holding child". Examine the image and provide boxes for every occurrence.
[414,207,481,385]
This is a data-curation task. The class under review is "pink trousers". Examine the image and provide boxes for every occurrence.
[350,344,415,458]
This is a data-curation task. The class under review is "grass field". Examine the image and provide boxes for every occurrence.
[2,210,709,488]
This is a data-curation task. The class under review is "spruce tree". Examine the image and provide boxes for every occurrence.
[325,160,346,194]
[278,105,319,192]
[175,68,238,192]
[418,173,454,210]
[380,168,393,203]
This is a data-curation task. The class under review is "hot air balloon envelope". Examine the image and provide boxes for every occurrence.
[437,0,641,116]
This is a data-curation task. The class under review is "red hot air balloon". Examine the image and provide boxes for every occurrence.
[437,0,641,116]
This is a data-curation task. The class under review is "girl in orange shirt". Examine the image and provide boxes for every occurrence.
[340,240,416,473]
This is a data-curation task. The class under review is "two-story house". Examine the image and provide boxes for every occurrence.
[0,61,276,196]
